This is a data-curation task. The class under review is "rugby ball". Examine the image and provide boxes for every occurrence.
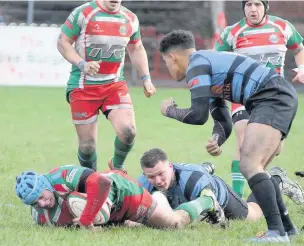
[67,192,112,225]
[152,191,171,208]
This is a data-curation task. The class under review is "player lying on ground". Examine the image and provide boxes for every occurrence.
[15,165,225,229]
[137,148,301,236]
[159,30,298,243]
[214,0,304,199]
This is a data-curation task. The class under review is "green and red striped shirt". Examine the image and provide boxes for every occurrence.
[61,1,141,89]
[215,15,303,76]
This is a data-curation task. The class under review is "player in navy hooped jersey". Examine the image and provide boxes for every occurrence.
[158,30,298,243]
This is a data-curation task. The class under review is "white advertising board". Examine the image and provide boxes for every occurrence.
[0,26,70,87]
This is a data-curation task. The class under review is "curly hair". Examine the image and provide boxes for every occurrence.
[159,30,195,54]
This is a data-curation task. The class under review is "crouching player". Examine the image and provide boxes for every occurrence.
[137,148,301,235]
[15,165,226,229]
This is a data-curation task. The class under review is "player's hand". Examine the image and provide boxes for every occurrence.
[73,218,96,231]
[83,61,102,77]
[161,98,177,116]
[143,79,156,98]
[292,70,304,83]
[205,134,222,156]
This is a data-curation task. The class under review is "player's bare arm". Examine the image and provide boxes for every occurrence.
[292,44,304,83]
[57,32,82,66]
[127,40,156,98]
[57,32,101,77]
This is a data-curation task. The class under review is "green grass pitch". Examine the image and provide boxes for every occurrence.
[0,86,303,246]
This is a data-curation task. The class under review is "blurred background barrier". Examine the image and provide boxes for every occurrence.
[0,1,303,88]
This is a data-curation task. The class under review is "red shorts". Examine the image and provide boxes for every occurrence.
[68,81,133,124]
[231,102,246,116]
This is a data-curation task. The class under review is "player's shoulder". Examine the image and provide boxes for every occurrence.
[120,5,139,22]
[267,15,292,29]
[71,1,94,15]
[137,174,153,191]
[45,165,86,177]
[222,18,246,36]
[188,50,212,65]
[173,163,206,173]
[268,15,288,23]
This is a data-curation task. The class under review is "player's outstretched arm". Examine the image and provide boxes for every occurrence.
[77,173,111,228]
[161,96,210,125]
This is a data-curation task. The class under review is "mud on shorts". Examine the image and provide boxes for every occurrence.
[245,76,298,138]
[66,81,134,124]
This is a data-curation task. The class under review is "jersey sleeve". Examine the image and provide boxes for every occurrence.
[186,54,213,99]
[47,165,87,191]
[190,177,213,200]
[214,26,233,51]
[285,21,304,50]
[137,174,154,193]
[64,166,87,190]
[177,165,212,201]
[129,15,141,44]
[61,7,83,40]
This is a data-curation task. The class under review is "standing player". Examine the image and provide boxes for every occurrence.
[214,0,304,198]
[57,0,156,172]
[15,165,226,229]
[158,30,298,243]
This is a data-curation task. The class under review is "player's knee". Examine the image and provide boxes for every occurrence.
[119,124,136,144]
[79,139,96,153]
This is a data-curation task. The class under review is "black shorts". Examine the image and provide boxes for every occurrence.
[223,184,248,220]
[245,76,298,138]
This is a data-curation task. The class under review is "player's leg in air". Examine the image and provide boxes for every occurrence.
[230,104,249,198]
[103,82,136,172]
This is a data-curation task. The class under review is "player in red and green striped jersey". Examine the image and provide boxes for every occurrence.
[57,0,156,172]
[214,0,304,199]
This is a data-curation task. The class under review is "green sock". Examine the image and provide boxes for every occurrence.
[231,160,246,198]
[175,196,213,222]
[78,149,97,171]
[112,136,134,169]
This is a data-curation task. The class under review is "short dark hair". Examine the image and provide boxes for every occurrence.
[159,30,195,54]
[140,148,168,169]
